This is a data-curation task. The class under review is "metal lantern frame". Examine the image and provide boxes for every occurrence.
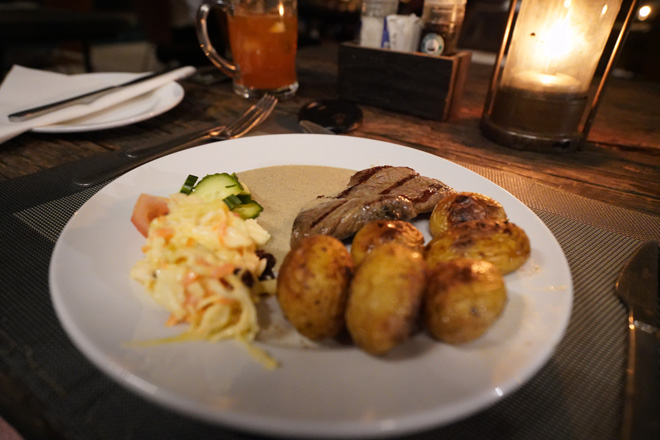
[480,0,640,152]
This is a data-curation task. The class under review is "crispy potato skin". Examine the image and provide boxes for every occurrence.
[346,243,427,355]
[277,235,354,341]
[429,192,508,238]
[351,220,425,266]
[424,258,506,344]
[425,219,530,274]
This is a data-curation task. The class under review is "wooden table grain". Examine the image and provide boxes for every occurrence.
[1,43,659,216]
[0,42,659,440]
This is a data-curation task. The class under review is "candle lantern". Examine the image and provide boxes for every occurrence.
[481,0,639,152]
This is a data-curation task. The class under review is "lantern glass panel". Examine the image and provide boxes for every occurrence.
[501,0,622,96]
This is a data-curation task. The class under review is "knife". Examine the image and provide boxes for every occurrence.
[7,66,195,122]
[615,240,660,440]
[299,120,336,135]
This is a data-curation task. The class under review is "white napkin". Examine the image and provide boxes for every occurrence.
[0,65,196,144]
[385,14,422,52]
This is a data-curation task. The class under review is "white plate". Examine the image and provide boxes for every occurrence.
[33,73,184,133]
[49,134,572,438]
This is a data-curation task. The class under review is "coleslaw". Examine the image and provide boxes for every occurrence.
[130,192,277,367]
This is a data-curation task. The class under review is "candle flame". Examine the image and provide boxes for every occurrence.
[278,3,284,16]
[538,19,573,60]
[502,0,623,96]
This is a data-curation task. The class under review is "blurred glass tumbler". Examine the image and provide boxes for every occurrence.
[196,0,298,98]
[419,0,466,56]
[359,0,399,48]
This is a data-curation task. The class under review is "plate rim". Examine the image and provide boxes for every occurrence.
[49,134,573,438]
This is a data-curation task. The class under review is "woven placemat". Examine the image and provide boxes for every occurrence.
[1,152,658,440]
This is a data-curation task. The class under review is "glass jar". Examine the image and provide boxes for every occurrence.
[418,0,466,56]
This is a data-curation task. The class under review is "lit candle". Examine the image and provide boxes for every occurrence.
[514,71,581,94]
[498,1,622,96]
[480,0,627,152]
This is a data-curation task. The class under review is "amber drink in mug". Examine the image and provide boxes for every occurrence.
[196,0,298,98]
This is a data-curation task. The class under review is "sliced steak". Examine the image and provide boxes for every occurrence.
[291,166,454,246]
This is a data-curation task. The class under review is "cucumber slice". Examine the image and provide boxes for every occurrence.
[223,194,243,210]
[192,173,247,201]
[179,174,198,195]
[231,200,263,219]
[188,172,262,218]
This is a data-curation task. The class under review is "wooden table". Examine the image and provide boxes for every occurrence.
[1,43,659,217]
[1,42,659,440]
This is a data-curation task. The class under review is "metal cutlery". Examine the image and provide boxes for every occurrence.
[299,120,335,135]
[8,66,196,122]
[74,94,277,187]
[615,240,660,440]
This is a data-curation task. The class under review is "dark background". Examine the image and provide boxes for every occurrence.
[0,0,658,81]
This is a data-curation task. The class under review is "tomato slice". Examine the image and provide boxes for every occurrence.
[131,194,169,237]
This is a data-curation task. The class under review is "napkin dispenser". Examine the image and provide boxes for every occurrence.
[337,42,471,121]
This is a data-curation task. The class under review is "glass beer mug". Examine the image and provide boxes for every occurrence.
[196,0,298,99]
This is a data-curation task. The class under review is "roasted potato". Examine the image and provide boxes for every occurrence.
[424,258,506,344]
[425,219,530,274]
[429,192,507,238]
[351,220,425,266]
[345,242,427,355]
[277,235,354,341]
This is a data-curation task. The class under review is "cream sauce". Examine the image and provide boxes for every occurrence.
[237,165,355,269]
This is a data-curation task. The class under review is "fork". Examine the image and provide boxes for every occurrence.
[74,94,278,187]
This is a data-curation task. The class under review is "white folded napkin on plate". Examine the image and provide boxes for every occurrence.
[0,65,196,145]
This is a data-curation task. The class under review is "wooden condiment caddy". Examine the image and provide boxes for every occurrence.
[337,42,472,121]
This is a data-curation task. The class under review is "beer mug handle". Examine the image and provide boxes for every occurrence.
[195,0,237,77]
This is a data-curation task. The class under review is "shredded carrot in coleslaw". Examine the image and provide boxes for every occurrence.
[130,193,277,368]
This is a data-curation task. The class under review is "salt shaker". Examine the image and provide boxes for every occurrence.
[418,0,466,56]
[360,0,400,48]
